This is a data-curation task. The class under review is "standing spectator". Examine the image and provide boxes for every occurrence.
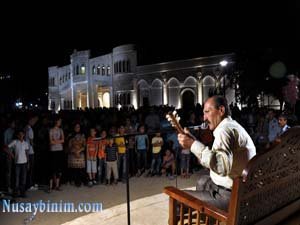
[24,115,38,191]
[135,125,149,177]
[48,117,64,193]
[148,131,163,176]
[114,125,126,182]
[8,131,29,197]
[97,130,107,184]
[68,123,86,187]
[86,128,98,187]
[105,136,118,185]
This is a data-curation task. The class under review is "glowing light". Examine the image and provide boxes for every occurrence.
[219,60,228,67]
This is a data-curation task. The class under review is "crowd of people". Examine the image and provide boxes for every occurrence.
[0,102,297,198]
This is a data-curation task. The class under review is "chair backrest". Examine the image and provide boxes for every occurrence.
[230,126,300,225]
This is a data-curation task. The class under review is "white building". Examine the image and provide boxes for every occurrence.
[48,44,237,111]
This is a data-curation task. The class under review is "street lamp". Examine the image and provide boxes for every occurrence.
[219,60,228,96]
[220,60,228,67]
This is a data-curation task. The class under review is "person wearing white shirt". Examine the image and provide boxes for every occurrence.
[178,96,256,211]
[24,115,39,191]
[8,131,29,197]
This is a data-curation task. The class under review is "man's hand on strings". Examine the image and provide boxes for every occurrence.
[178,128,195,149]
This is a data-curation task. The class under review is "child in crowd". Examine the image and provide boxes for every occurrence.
[105,136,118,185]
[98,130,108,184]
[8,130,29,197]
[148,131,163,176]
[161,149,176,180]
[115,125,126,182]
[86,128,99,186]
[135,125,149,177]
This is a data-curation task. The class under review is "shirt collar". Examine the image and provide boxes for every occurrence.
[213,116,232,136]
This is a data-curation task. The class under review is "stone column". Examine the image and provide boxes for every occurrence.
[197,72,203,105]
[60,98,65,110]
[132,79,138,109]
[86,83,90,108]
[72,85,77,109]
[163,78,168,105]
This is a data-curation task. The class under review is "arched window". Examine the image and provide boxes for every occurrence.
[76,65,79,75]
[107,66,110,75]
[102,66,105,75]
[97,65,101,75]
[68,72,70,79]
[92,65,96,75]
[80,64,86,75]
[203,76,216,100]
[114,63,117,73]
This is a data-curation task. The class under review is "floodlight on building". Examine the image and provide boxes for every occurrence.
[220,60,228,67]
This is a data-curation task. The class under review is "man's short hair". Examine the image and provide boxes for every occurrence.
[211,95,231,117]
[279,114,288,120]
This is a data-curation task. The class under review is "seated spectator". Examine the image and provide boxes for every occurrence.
[161,149,176,180]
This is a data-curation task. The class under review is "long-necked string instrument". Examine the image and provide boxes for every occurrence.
[166,111,208,139]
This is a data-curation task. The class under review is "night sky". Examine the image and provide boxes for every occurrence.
[0,3,299,108]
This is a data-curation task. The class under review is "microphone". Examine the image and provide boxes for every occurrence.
[187,121,208,130]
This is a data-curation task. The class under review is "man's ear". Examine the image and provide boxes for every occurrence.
[219,105,226,116]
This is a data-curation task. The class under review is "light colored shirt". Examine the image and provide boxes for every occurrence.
[152,137,163,154]
[279,124,290,136]
[191,117,256,189]
[49,128,64,151]
[8,140,29,164]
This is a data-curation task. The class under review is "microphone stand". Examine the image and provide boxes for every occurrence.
[125,145,131,225]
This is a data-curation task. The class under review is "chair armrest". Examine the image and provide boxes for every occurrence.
[164,186,229,222]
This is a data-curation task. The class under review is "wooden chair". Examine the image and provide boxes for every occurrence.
[164,126,300,225]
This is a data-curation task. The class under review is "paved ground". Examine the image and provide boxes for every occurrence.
[0,173,198,225]
[1,172,299,225]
